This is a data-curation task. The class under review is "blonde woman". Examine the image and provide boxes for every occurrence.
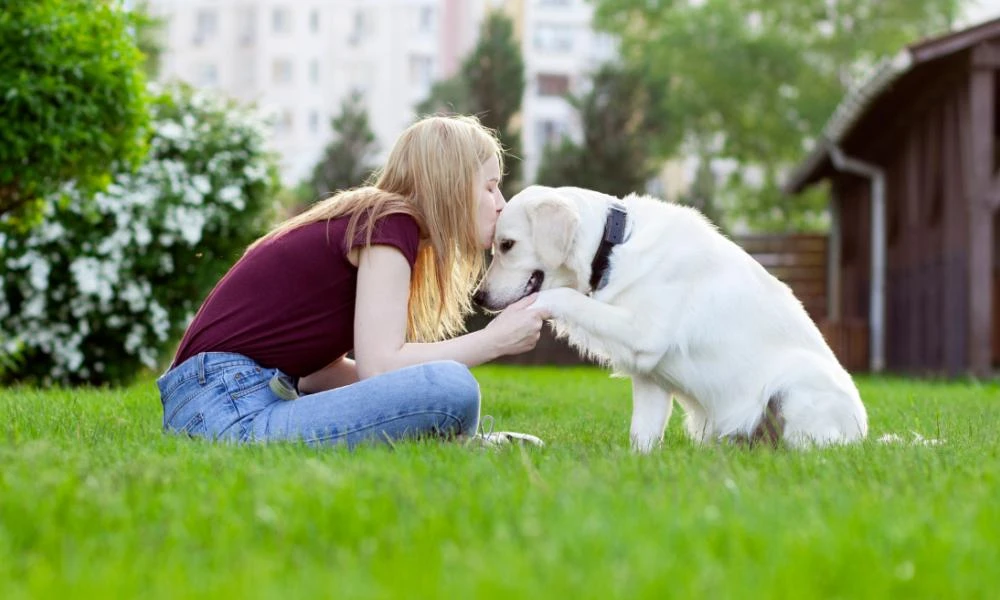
[157,115,549,448]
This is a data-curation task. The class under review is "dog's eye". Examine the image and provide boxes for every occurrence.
[499,239,515,253]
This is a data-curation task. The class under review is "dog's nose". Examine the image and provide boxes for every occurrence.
[473,290,488,307]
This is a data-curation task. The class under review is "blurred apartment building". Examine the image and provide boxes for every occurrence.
[147,0,494,184]
[146,0,689,197]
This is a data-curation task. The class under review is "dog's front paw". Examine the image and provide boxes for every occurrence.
[531,287,578,318]
[630,433,661,454]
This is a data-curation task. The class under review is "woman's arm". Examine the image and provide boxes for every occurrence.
[352,245,548,380]
[297,354,359,394]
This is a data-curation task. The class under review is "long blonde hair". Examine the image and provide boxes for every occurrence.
[248,114,504,342]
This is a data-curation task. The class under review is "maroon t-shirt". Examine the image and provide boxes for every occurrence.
[173,213,420,377]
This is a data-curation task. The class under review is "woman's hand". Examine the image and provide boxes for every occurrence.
[483,293,552,357]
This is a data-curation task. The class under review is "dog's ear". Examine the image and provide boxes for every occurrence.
[528,194,580,269]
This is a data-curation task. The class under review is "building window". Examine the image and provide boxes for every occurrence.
[418,5,435,33]
[309,59,320,85]
[309,9,320,33]
[197,63,218,86]
[309,110,320,134]
[194,9,218,44]
[349,63,373,96]
[537,73,570,97]
[349,10,368,46]
[272,59,293,84]
[275,109,294,136]
[272,8,291,34]
[238,60,255,87]
[537,119,567,149]
[238,9,255,45]
[534,24,573,52]
[409,55,434,88]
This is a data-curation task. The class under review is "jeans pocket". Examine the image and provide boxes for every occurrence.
[177,412,206,437]
[163,380,229,437]
[223,365,270,400]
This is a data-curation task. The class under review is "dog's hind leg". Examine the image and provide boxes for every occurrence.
[629,376,673,453]
[779,388,868,448]
[674,394,711,444]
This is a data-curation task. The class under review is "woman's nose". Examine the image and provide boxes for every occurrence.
[494,192,506,212]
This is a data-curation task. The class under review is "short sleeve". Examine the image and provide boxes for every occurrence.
[351,213,421,268]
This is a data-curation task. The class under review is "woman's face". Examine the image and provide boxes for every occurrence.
[476,154,505,250]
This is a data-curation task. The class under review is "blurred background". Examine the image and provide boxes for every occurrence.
[3,0,1000,386]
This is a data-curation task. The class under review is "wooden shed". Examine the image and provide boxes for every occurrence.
[785,19,1000,377]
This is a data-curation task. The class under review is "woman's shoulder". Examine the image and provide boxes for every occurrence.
[371,211,420,237]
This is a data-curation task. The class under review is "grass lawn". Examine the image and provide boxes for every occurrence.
[1,366,998,599]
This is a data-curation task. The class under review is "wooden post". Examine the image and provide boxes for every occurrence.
[828,192,842,322]
[905,128,921,369]
[967,44,997,377]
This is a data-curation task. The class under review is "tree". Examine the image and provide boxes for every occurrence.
[593,0,964,232]
[0,0,149,220]
[417,75,473,117]
[131,1,167,79]
[679,154,724,230]
[308,92,379,200]
[536,64,666,197]
[417,11,525,198]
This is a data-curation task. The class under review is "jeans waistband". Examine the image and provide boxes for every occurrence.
[159,351,261,391]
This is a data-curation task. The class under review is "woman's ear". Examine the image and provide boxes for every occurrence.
[527,193,580,269]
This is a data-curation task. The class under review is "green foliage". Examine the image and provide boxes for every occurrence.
[0,0,150,219]
[417,11,525,197]
[417,75,473,116]
[536,64,667,197]
[131,1,167,79]
[593,0,963,231]
[0,84,280,386]
[1,371,999,597]
[307,92,379,202]
[678,155,725,231]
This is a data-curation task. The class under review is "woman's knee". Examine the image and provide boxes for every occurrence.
[424,360,480,430]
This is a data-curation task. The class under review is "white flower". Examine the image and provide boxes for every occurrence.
[164,205,207,246]
[121,280,150,313]
[243,163,268,183]
[70,257,102,296]
[218,185,245,209]
[159,254,174,274]
[149,301,170,341]
[24,252,50,291]
[22,295,45,318]
[134,223,152,247]
[158,121,184,141]
[191,175,211,195]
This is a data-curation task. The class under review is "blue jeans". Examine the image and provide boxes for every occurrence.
[156,352,481,448]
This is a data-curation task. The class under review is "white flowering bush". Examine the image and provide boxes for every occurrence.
[0,83,280,385]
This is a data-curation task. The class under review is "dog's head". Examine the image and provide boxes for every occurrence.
[475,186,584,311]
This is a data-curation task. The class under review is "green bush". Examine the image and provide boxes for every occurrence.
[0,84,280,386]
[0,0,149,218]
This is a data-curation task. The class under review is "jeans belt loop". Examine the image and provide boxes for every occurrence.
[197,353,207,385]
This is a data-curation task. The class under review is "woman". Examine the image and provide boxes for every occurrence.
[156,115,550,448]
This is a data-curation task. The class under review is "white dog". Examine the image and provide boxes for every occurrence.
[476,185,868,452]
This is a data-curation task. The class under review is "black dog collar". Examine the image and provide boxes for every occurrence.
[588,201,628,293]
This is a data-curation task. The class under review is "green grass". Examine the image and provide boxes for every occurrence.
[1,366,999,599]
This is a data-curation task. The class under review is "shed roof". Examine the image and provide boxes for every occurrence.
[784,17,1000,194]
